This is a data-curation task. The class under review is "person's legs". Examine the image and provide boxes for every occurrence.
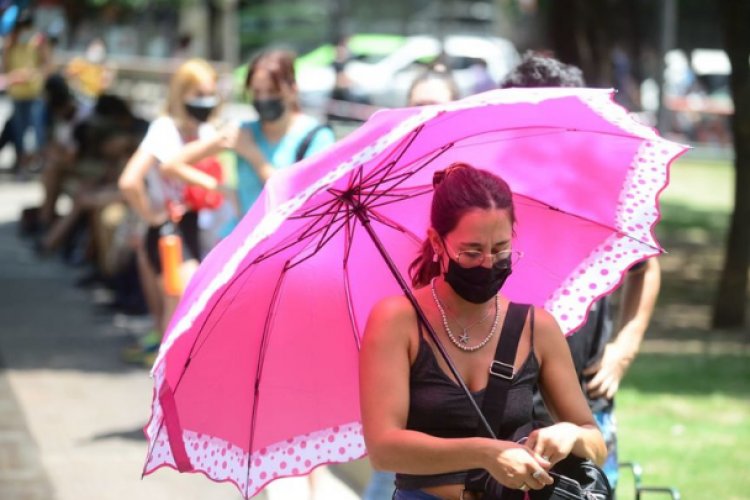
[593,406,618,492]
[88,195,126,278]
[10,100,32,168]
[0,114,17,161]
[39,153,76,225]
[29,98,47,153]
[134,236,164,329]
[121,228,165,366]
[39,201,84,252]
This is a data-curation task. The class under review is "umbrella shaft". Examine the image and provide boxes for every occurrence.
[353,208,497,439]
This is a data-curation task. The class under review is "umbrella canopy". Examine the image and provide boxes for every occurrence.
[143,88,687,498]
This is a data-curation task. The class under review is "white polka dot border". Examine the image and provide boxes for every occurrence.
[145,409,364,498]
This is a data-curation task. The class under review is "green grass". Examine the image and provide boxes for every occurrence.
[615,353,750,499]
[661,156,734,213]
[613,156,750,498]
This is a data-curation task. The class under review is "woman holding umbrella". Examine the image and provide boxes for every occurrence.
[359,164,607,499]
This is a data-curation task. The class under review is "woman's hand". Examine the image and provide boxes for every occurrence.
[232,128,273,182]
[583,341,631,399]
[240,131,265,167]
[525,423,580,466]
[484,440,554,491]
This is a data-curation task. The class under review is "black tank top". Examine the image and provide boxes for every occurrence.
[395,317,539,490]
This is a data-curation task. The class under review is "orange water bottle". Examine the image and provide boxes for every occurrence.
[159,222,184,296]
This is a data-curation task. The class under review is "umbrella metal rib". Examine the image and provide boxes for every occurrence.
[346,199,498,439]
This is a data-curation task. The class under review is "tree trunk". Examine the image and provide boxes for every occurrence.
[713,0,750,328]
[547,0,612,86]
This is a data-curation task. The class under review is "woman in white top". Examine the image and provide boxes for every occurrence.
[118,58,221,346]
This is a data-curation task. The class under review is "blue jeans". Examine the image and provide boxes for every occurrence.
[594,407,618,490]
[363,470,395,500]
[392,489,443,499]
[11,98,46,156]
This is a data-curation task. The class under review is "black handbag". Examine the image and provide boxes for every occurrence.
[481,453,612,499]
[455,303,613,500]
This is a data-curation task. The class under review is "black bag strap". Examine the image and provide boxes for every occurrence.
[294,124,330,162]
[480,303,531,439]
[465,303,532,498]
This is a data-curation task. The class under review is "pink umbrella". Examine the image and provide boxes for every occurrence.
[142,88,687,498]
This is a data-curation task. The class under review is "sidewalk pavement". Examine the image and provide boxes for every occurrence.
[0,179,369,499]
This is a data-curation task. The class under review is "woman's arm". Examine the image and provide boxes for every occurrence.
[360,296,552,489]
[159,132,227,190]
[584,258,660,399]
[531,309,607,466]
[118,147,166,226]
[232,126,275,183]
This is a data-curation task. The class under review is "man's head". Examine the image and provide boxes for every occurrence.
[407,65,459,106]
[500,51,585,88]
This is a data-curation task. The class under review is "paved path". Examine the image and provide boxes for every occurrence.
[0,180,366,499]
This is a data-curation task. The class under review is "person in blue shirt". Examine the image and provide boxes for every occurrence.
[161,49,335,236]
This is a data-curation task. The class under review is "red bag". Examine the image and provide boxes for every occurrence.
[183,157,224,210]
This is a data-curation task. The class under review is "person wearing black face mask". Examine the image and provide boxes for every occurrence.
[252,96,285,123]
[440,238,516,305]
[160,49,335,239]
[184,95,219,123]
[359,163,607,500]
[118,58,222,368]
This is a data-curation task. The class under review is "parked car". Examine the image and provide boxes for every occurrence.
[295,33,519,111]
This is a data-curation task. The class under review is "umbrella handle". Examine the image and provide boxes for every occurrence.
[354,207,497,440]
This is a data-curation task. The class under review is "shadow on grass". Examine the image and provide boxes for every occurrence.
[648,200,750,335]
[657,200,729,245]
[621,351,750,398]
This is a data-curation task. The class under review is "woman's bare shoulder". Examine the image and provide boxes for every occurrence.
[369,294,416,325]
[532,306,560,331]
[531,306,567,355]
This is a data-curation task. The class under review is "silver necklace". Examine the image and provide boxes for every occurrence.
[430,278,500,352]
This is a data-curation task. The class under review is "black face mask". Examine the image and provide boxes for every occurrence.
[444,257,513,304]
[184,96,218,122]
[253,98,285,122]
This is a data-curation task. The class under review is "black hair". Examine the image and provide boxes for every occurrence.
[94,94,134,120]
[500,51,585,88]
[14,9,33,29]
[44,74,72,113]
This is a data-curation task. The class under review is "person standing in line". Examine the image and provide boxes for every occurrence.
[160,49,336,500]
[118,58,222,366]
[161,49,335,236]
[2,9,52,175]
[65,37,117,105]
[500,51,662,491]
[362,64,461,500]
